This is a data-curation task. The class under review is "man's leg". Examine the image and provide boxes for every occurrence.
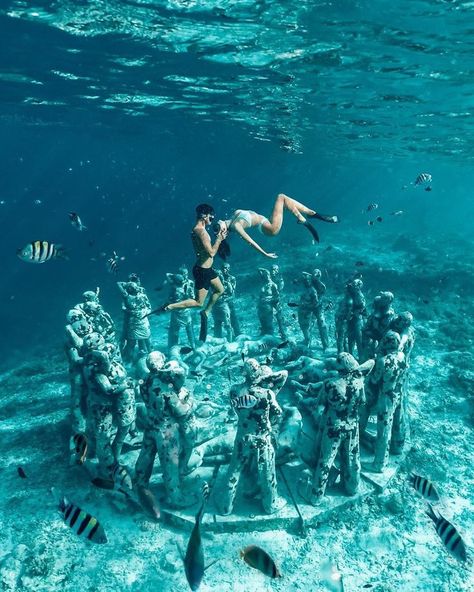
[166,287,208,311]
[200,277,224,341]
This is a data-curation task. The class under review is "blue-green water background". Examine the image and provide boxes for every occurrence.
[1,0,474,368]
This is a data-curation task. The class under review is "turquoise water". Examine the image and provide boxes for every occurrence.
[0,2,473,591]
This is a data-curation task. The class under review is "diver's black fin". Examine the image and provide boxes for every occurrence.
[199,311,208,342]
[300,220,320,243]
[308,212,339,223]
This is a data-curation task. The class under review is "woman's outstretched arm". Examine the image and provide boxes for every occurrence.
[232,222,278,258]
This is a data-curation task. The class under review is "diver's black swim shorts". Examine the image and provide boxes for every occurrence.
[192,265,218,291]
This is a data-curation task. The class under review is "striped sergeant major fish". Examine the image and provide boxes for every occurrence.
[17,241,67,264]
[107,252,118,274]
[426,504,467,562]
[364,202,379,212]
[52,488,107,544]
[240,545,281,578]
[231,394,258,410]
[111,463,133,492]
[73,433,88,465]
[91,463,133,496]
[179,481,218,591]
[408,473,440,502]
[414,172,432,190]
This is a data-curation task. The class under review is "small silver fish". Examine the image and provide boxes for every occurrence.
[426,504,467,562]
[390,210,404,216]
[17,241,67,263]
[69,212,87,231]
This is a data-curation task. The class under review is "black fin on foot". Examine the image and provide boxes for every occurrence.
[301,220,320,243]
[308,212,339,223]
[199,311,208,342]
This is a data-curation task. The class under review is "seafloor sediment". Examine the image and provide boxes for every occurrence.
[1,230,473,592]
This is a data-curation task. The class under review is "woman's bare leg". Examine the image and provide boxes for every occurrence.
[264,193,316,235]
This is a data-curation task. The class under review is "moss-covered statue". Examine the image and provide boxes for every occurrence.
[362,331,407,472]
[134,355,197,508]
[166,271,196,350]
[298,353,374,505]
[117,278,152,361]
[216,358,288,516]
[361,290,395,361]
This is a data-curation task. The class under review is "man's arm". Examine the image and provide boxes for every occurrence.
[195,225,226,258]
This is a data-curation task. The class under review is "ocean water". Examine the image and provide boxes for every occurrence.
[1,1,473,591]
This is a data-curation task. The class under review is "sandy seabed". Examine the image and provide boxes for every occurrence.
[1,230,473,592]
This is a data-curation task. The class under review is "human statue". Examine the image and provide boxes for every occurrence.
[390,311,415,448]
[361,291,396,361]
[117,279,152,361]
[220,262,241,337]
[297,272,313,346]
[212,268,234,342]
[335,279,367,358]
[83,349,135,477]
[166,271,196,350]
[297,353,374,505]
[361,331,407,472]
[81,301,117,347]
[77,288,100,312]
[257,268,287,339]
[216,358,288,516]
[64,310,90,445]
[134,356,197,508]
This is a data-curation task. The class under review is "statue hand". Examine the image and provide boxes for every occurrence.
[266,252,278,259]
